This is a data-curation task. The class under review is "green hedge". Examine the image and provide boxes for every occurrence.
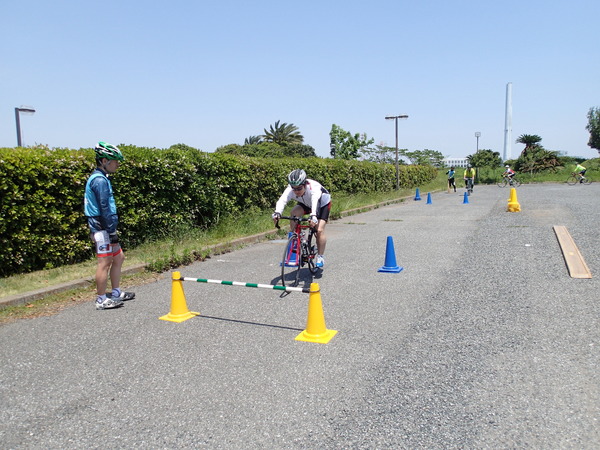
[0,146,436,277]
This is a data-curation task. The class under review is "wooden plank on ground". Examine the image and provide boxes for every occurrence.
[553,225,592,279]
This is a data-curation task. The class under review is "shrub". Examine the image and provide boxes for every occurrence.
[0,145,436,277]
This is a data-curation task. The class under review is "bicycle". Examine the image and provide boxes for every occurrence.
[465,177,474,195]
[497,175,521,188]
[566,172,592,185]
[275,215,319,287]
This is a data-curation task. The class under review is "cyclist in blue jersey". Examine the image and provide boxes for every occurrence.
[84,142,135,310]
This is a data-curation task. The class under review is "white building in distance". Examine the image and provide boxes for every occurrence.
[443,157,469,168]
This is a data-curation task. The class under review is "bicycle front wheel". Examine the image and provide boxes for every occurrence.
[306,234,319,275]
[583,177,592,185]
[281,235,300,287]
[566,176,578,186]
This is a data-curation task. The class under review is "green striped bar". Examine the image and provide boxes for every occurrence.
[181,277,309,293]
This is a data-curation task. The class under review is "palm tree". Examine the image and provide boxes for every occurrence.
[244,135,263,145]
[262,120,304,145]
[516,134,542,156]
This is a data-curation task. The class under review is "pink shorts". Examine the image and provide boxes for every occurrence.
[92,231,122,258]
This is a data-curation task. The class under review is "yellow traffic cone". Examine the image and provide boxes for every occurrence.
[159,271,200,323]
[507,187,521,212]
[295,283,338,344]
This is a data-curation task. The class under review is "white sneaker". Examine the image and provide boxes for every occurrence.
[316,255,324,268]
[109,291,136,301]
[96,297,124,310]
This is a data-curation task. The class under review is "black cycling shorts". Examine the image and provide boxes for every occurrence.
[298,201,331,222]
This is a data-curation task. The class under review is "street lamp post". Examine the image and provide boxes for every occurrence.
[15,106,36,147]
[475,131,481,152]
[385,115,409,190]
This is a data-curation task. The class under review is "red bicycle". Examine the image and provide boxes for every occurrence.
[275,216,319,287]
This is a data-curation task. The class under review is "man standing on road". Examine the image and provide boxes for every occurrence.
[84,142,135,310]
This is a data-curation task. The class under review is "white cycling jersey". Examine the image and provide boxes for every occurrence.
[275,179,331,217]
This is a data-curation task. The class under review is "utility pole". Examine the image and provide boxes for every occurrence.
[385,115,409,190]
[15,106,36,147]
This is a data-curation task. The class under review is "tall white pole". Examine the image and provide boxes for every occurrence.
[503,82,512,161]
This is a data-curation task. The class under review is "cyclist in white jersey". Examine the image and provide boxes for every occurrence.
[272,169,331,268]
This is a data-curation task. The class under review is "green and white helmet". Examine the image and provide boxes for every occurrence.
[287,169,307,186]
[95,142,124,161]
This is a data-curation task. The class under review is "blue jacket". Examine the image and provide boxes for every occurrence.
[84,168,118,234]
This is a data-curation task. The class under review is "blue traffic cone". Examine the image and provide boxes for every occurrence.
[463,192,469,204]
[414,188,421,201]
[426,192,432,204]
[378,236,403,273]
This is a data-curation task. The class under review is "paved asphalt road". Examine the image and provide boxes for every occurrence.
[1,184,599,449]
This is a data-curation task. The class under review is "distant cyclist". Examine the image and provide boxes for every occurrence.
[575,163,587,182]
[463,164,476,191]
[503,165,516,182]
[272,169,331,268]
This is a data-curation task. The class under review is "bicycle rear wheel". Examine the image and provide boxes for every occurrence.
[281,235,300,287]
[497,178,508,187]
[566,176,578,186]
[511,178,521,187]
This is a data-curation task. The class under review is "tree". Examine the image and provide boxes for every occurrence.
[467,149,502,168]
[399,149,445,167]
[215,142,316,158]
[329,124,375,160]
[361,144,398,164]
[168,143,200,152]
[262,120,304,145]
[516,134,542,156]
[283,144,317,158]
[515,147,563,174]
[244,135,263,145]
[586,107,600,154]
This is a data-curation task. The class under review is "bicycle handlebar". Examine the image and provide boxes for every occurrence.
[274,215,310,230]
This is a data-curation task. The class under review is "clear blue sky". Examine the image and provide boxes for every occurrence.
[2,0,599,160]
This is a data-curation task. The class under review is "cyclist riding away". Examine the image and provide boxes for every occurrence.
[272,169,331,268]
[463,164,476,191]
